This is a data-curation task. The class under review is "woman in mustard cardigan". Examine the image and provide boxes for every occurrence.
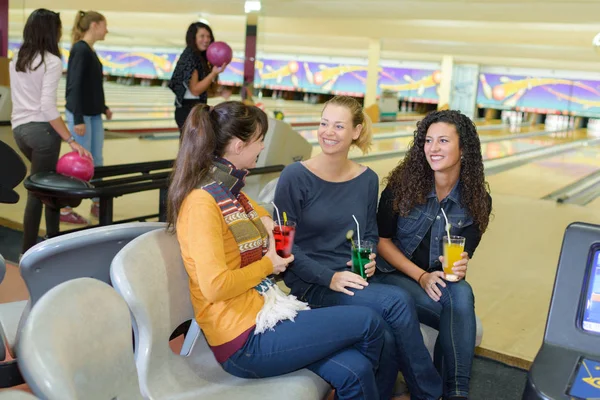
[166,101,398,400]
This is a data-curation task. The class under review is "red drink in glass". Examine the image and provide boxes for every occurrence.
[273,221,296,257]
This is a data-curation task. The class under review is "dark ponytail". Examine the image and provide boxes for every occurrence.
[167,102,268,231]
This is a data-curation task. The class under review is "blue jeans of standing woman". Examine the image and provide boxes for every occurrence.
[65,110,104,204]
[222,306,398,400]
[294,282,443,400]
[64,110,104,167]
[371,271,476,399]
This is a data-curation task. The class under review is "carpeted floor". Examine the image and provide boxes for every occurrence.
[470,356,527,399]
[0,225,40,263]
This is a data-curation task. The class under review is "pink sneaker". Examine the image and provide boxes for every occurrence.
[60,210,88,225]
[91,202,100,219]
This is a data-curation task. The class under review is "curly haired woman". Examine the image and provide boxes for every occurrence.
[371,110,492,400]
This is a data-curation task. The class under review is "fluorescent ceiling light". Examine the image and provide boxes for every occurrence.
[245,0,261,13]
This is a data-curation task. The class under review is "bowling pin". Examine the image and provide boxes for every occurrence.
[503,88,526,108]
[479,74,493,99]
[304,63,314,85]
[322,76,338,92]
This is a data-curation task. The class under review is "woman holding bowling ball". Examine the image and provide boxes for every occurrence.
[169,22,229,134]
[166,101,398,400]
[371,110,492,399]
[273,95,443,400]
[9,8,91,255]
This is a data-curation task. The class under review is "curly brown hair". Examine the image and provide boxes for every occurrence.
[384,110,492,234]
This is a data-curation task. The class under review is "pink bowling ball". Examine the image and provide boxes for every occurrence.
[56,151,95,181]
[206,41,233,67]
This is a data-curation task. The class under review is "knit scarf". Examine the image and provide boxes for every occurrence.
[199,158,309,334]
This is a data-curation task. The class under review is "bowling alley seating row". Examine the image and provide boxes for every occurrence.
[0,220,484,399]
[0,222,330,399]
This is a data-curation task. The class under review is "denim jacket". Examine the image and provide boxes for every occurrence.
[377,181,473,273]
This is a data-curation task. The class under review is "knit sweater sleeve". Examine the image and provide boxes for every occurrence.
[181,191,273,303]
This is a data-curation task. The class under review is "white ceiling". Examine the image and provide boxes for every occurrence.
[8,0,600,71]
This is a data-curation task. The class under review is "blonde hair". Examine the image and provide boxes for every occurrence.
[323,96,373,154]
[72,10,105,44]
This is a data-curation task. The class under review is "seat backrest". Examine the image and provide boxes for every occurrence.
[20,222,166,306]
[0,390,39,400]
[110,228,194,375]
[17,278,143,400]
[0,139,26,204]
[0,253,5,284]
[0,319,6,361]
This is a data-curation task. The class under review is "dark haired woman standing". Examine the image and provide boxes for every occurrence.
[9,8,90,254]
[372,110,493,400]
[168,22,228,133]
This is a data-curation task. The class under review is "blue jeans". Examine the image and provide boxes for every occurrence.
[371,272,476,398]
[65,110,104,204]
[297,282,443,400]
[65,110,104,167]
[222,306,398,400]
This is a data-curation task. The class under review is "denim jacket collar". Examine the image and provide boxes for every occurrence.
[427,178,462,206]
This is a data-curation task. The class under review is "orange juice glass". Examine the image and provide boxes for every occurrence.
[443,235,465,282]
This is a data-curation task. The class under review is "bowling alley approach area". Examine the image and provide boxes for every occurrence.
[3,1,600,399]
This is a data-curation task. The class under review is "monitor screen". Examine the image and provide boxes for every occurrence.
[582,249,600,334]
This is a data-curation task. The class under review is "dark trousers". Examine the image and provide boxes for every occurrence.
[175,100,206,133]
[12,122,61,254]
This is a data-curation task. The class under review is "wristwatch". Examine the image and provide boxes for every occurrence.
[66,136,75,144]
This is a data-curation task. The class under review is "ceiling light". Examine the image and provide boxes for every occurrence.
[245,0,261,13]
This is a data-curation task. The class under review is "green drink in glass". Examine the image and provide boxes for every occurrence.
[351,240,373,279]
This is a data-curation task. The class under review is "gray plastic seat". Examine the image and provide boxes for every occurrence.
[110,229,331,400]
[0,253,5,283]
[17,278,143,400]
[14,222,166,353]
[0,253,26,361]
[0,391,39,400]
[0,300,26,359]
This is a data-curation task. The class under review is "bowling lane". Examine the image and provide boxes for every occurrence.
[587,195,600,208]
[298,119,535,143]
[486,143,600,199]
[362,128,593,186]
[311,124,549,160]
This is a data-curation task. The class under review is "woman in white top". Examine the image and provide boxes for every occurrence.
[9,8,90,255]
